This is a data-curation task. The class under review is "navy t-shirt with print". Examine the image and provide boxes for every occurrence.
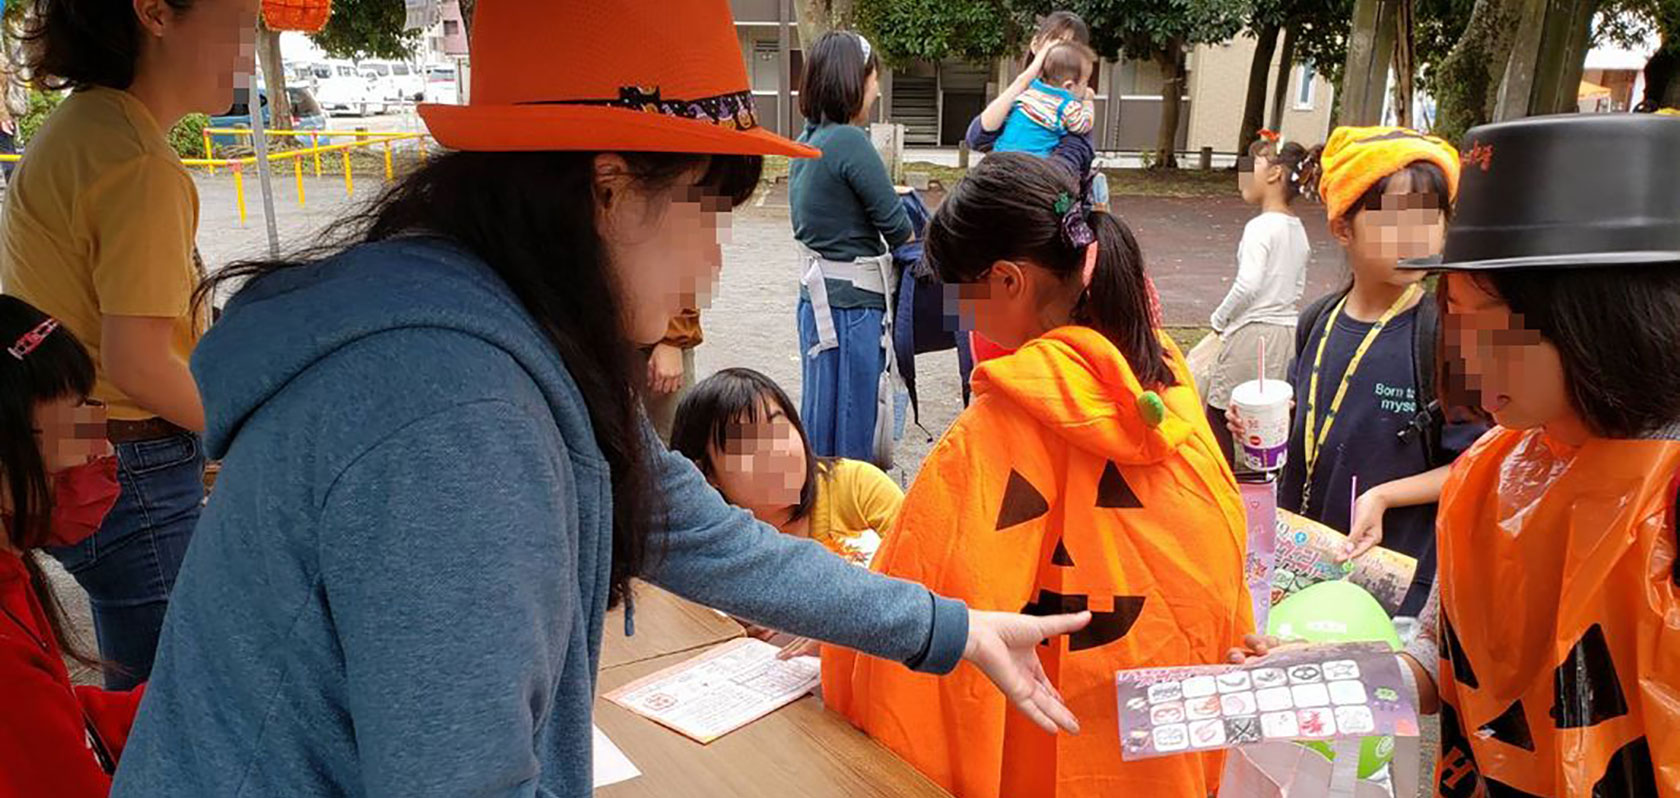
[1277,304,1485,617]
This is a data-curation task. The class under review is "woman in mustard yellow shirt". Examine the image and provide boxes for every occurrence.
[671,368,903,566]
[0,0,255,688]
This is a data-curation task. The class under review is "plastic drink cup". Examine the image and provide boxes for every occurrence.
[1230,378,1292,472]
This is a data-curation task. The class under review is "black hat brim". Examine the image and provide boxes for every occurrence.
[1402,251,1680,271]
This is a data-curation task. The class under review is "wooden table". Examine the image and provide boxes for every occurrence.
[599,584,744,670]
[595,586,951,797]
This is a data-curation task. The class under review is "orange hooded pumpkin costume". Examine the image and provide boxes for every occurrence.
[822,326,1253,798]
[1433,427,1680,797]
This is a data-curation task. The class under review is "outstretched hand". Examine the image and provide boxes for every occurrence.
[1341,487,1389,562]
[964,609,1090,734]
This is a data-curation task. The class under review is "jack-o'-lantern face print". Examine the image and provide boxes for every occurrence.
[995,462,1148,652]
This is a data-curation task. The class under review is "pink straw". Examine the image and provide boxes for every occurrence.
[1258,337,1266,391]
[1350,475,1359,527]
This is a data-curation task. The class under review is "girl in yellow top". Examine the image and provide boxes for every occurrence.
[670,367,902,565]
[0,0,254,690]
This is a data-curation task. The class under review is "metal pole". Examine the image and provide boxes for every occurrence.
[777,0,792,137]
[248,49,281,259]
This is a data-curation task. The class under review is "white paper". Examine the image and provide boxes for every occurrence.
[591,725,640,789]
[604,637,820,743]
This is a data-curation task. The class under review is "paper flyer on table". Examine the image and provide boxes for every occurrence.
[591,725,640,788]
[603,637,820,744]
[1115,642,1418,761]
[1271,509,1418,615]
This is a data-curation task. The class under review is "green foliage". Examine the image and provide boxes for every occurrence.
[856,0,1019,62]
[1597,0,1679,49]
[17,89,63,147]
[168,114,210,161]
[308,0,418,60]
[1290,12,1355,88]
[1027,0,1251,61]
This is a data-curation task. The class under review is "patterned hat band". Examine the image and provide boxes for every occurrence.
[523,86,759,133]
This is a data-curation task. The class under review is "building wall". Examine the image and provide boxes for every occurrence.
[1185,34,1335,155]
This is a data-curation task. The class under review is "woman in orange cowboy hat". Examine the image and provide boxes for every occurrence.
[109,2,1090,796]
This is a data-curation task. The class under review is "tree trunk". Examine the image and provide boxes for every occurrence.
[1431,0,1523,141]
[1268,27,1297,131]
[1341,0,1401,126]
[797,0,853,50]
[1154,44,1184,169]
[1643,45,1677,108]
[1392,0,1416,127]
[457,0,475,44]
[256,20,292,134]
[1238,24,1281,155]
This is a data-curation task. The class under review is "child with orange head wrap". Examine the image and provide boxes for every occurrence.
[1228,125,1485,619]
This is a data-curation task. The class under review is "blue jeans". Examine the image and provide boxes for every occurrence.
[797,297,886,463]
[47,431,204,690]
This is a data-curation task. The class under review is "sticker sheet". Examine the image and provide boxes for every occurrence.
[1115,642,1418,760]
[1271,509,1418,616]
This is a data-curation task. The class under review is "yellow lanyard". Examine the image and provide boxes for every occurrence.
[1302,284,1421,491]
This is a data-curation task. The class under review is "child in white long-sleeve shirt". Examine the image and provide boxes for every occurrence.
[1205,134,1312,467]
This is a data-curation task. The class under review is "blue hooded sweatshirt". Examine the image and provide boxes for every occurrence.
[111,239,968,797]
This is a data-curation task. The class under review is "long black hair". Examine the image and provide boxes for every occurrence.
[0,295,99,664]
[1447,266,1680,439]
[924,151,1175,387]
[669,368,831,524]
[20,0,198,90]
[200,150,763,609]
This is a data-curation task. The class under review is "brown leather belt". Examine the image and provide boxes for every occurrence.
[106,417,189,445]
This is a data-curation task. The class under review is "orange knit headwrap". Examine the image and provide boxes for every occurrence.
[1317,126,1461,223]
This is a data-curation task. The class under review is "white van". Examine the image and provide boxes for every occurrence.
[424,65,460,105]
[361,60,425,103]
[313,60,383,116]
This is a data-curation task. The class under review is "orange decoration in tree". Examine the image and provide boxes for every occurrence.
[263,0,332,33]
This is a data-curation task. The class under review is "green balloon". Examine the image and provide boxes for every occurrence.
[1266,581,1402,651]
[1266,581,1401,779]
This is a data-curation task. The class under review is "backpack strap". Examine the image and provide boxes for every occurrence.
[1295,290,1343,361]
[1410,292,1446,467]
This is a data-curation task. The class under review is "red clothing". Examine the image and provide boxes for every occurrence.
[970,277,1166,367]
[0,552,144,797]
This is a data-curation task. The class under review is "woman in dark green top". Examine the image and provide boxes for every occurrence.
[790,31,913,466]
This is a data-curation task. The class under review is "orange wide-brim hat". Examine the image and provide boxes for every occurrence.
[418,0,819,159]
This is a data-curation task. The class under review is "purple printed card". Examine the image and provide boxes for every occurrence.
[1115,642,1418,761]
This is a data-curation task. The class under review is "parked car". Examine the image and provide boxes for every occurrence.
[424,65,460,105]
[208,86,328,148]
[361,60,425,103]
[313,60,384,116]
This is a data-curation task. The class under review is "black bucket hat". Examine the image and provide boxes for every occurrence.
[1405,113,1680,271]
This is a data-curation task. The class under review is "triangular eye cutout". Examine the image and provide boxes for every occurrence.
[1051,538,1075,566]
[1478,699,1534,752]
[1550,623,1628,729]
[1096,461,1143,509]
[995,469,1050,530]
[1441,611,1479,689]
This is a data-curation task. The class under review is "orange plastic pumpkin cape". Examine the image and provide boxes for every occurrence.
[1434,427,1680,797]
[821,326,1254,798]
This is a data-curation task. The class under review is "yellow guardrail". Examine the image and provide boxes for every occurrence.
[186,130,431,224]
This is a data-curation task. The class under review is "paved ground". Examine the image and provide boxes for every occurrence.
[49,169,1435,793]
